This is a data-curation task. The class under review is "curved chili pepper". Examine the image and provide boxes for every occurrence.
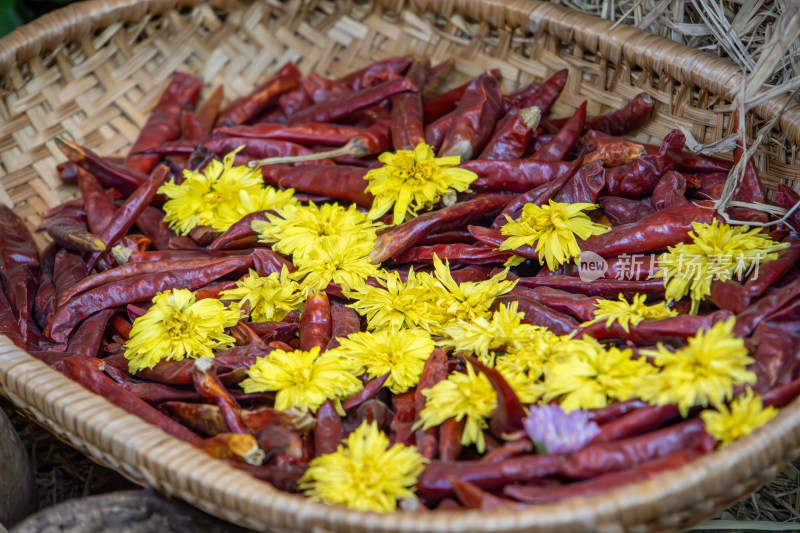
[651,171,689,210]
[438,418,465,462]
[546,93,654,136]
[593,405,681,443]
[602,130,684,198]
[515,276,666,299]
[495,295,579,336]
[584,134,646,167]
[57,139,147,196]
[208,211,269,251]
[509,286,598,322]
[467,225,537,260]
[52,249,87,303]
[162,401,235,436]
[126,72,203,173]
[453,479,525,510]
[195,85,224,134]
[325,305,361,351]
[480,438,533,464]
[390,391,416,446]
[126,249,252,263]
[391,59,430,150]
[33,275,56,331]
[299,292,332,351]
[42,208,106,253]
[531,101,586,161]
[467,356,525,436]
[465,158,581,194]
[414,348,448,459]
[192,358,250,435]
[421,69,501,123]
[439,74,504,161]
[315,399,344,455]
[588,400,649,425]
[735,276,800,337]
[262,164,372,206]
[513,69,568,115]
[424,111,454,151]
[732,110,766,204]
[478,107,540,161]
[0,204,40,343]
[370,194,512,264]
[65,309,114,357]
[393,243,514,265]
[337,55,412,91]
[52,357,201,443]
[598,196,655,225]
[217,62,301,125]
[135,206,179,251]
[45,255,249,343]
[416,229,476,246]
[342,373,390,411]
[215,122,364,146]
[246,319,298,344]
[553,161,605,203]
[76,167,117,234]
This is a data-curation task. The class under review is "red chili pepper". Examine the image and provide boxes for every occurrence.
[315,399,344,455]
[279,88,311,117]
[734,276,800,337]
[467,356,526,436]
[531,102,586,161]
[325,305,361,351]
[546,93,654,137]
[477,107,540,160]
[336,55,412,92]
[245,319,298,344]
[126,249,252,263]
[134,206,181,251]
[776,185,800,234]
[0,289,25,349]
[414,348,449,459]
[598,197,656,225]
[214,122,364,146]
[424,111,454,151]
[509,286,598,322]
[52,249,87,303]
[512,69,568,115]
[439,418,465,461]
[288,77,418,125]
[85,167,169,270]
[299,292,332,351]
[45,255,250,344]
[588,400,649,425]
[231,463,306,492]
[390,391,416,446]
[57,161,79,185]
[162,401,237,436]
[593,405,681,443]
[422,69,501,123]
[763,377,800,408]
[732,110,766,204]
[392,243,514,265]
[208,211,269,251]
[602,130,684,198]
[391,59,430,150]
[76,167,117,234]
[370,194,512,264]
[467,225,538,260]
[514,276,666,299]
[126,72,203,173]
[262,164,372,206]
[188,225,218,247]
[65,309,114,357]
[495,294,580,336]
[217,62,301,125]
[118,382,201,404]
[584,134,647,167]
[52,357,201,443]
[480,438,534,464]
[416,229,476,246]
[192,358,250,434]
[110,314,132,340]
[453,479,525,510]
[651,171,690,210]
[0,204,40,343]
[551,161,606,204]
[439,74,504,161]
[41,207,106,254]
[57,139,147,196]
[195,85,224,134]
[33,276,56,331]
[342,373,390,411]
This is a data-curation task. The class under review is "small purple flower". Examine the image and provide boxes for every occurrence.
[523,404,601,455]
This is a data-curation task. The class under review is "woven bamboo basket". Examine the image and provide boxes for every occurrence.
[2,0,800,531]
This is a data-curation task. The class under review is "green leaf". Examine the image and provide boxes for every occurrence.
[0,0,23,38]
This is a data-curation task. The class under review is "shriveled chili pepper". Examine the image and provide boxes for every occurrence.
[514,276,666,299]
[57,139,147,196]
[370,194,512,264]
[0,204,40,343]
[0,289,25,349]
[478,107,540,160]
[546,93,654,136]
[126,248,251,263]
[390,391,416,446]
[33,276,56,330]
[85,167,169,270]
[215,122,364,146]
[651,171,690,210]
[336,55,412,91]
[52,249,86,303]
[192,358,250,435]
[480,438,533,464]
[467,356,525,436]
[495,294,580,335]
[439,74,504,161]
[763,377,800,409]
[514,69,568,115]
[593,405,681,443]
[438,418,465,462]
[392,243,514,265]
[602,130,684,198]
[422,69,501,123]
[342,373,390,411]
[135,206,182,251]
[509,286,598,322]
[45,255,249,343]
[208,211,269,251]
[732,111,766,204]
[416,229,476,246]
[315,399,344,455]
[65,309,114,357]
[261,164,372,206]
[299,292,332,351]
[76,167,117,234]
[467,226,537,261]
[162,401,238,436]
[588,400,649,425]
[217,62,301,125]
[734,276,800,337]
[42,207,105,253]
[414,348,449,459]
[52,357,201,443]
[391,59,430,150]
[531,101,586,161]
[454,479,524,510]
[246,319,298,344]
[194,85,224,134]
[424,111,454,151]
[325,305,361,351]
[584,134,646,167]
[188,225,218,247]
[553,161,605,204]
[776,185,800,234]
[599,196,655,225]
[126,72,203,173]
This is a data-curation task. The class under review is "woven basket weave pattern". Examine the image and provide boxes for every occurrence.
[1,0,800,531]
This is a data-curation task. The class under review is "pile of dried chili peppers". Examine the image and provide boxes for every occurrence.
[4,54,800,513]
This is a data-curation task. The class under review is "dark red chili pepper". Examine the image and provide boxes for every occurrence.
[342,373,390,411]
[478,107,540,160]
[188,225,218,247]
[57,139,147,196]
[467,356,525,436]
[422,69,501,123]
[579,204,717,258]
[215,122,364,146]
[86,167,169,270]
[732,111,766,204]
[735,276,800,337]
[288,77,417,125]
[453,479,524,510]
[439,74,504,161]
[195,85,224,135]
[390,391,416,446]
[416,229,476,246]
[279,87,311,117]
[514,276,666,299]
[231,463,306,492]
[299,292,332,351]
[391,59,430,150]
[134,206,180,251]
[511,69,568,115]
[42,208,106,253]
[337,55,412,91]
[505,450,699,503]
[480,438,533,464]
[593,405,681,443]
[52,249,87,303]
[208,211,268,251]
[370,194,512,263]
[217,62,301,125]
[424,111,454,151]
[57,161,79,185]
[110,314,132,340]
[126,72,203,173]
[509,286,598,322]
[0,204,40,343]
[325,305,361,351]
[315,399,344,455]
[0,289,25,349]
[546,93,654,137]
[162,401,237,436]
[65,309,114,357]
[552,161,606,204]
[192,358,250,435]
[392,243,514,265]
[262,165,372,206]
[251,248,294,275]
[414,348,449,459]
[651,171,690,210]
[602,130,684,198]
[495,294,580,336]
[33,275,56,330]
[776,184,800,234]
[763,377,800,409]
[531,102,586,161]
[599,196,656,225]
[52,357,201,443]
[76,167,117,234]
[438,417,465,462]
[246,319,298,344]
[45,255,249,343]
[584,134,646,167]
[467,225,538,261]
[126,249,252,263]
[588,400,649,425]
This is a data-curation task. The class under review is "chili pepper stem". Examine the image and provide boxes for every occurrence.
[112,245,134,265]
[247,138,367,168]
[519,107,541,130]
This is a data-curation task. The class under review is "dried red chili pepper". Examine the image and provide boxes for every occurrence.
[731,111,766,204]
[467,356,525,436]
[246,319,298,344]
[734,276,800,337]
[584,135,646,167]
[593,405,681,443]
[215,122,364,146]
[546,93,654,137]
[135,206,183,251]
[390,391,416,446]
[391,59,430,150]
[261,164,372,206]
[478,107,540,160]
[65,309,114,357]
[315,399,344,455]
[467,225,537,260]
[776,185,800,233]
[514,276,666,299]
[217,62,301,125]
[52,357,201,443]
[763,377,800,408]
[370,194,512,264]
[0,204,40,343]
[392,243,514,265]
[414,348,449,459]
[651,171,690,210]
[325,305,361,351]
[76,167,117,234]
[512,69,568,115]
[57,139,147,196]
[422,70,501,123]
[342,373,390,411]
[588,400,649,425]
[192,358,250,435]
[602,130,684,198]
[33,275,56,331]
[439,74,504,161]
[336,55,412,92]
[531,102,586,161]
[495,294,580,335]
[45,255,249,343]
[598,197,655,226]
[0,289,25,349]
[416,228,476,246]
[208,211,269,251]
[509,286,598,322]
[126,72,203,173]
[424,111,454,151]
[41,207,105,253]
[439,418,465,462]
[553,161,606,204]
[52,249,87,303]
[195,85,224,135]
[299,292,332,351]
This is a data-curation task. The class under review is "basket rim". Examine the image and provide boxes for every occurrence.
[1,0,800,531]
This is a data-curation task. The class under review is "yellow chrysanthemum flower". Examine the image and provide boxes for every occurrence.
[159,147,264,235]
[655,219,788,314]
[218,267,303,322]
[331,329,435,393]
[251,202,383,261]
[416,363,497,453]
[124,289,240,373]
[544,344,656,411]
[639,317,756,416]
[348,269,444,333]
[422,255,517,330]
[299,421,428,513]
[700,389,778,447]
[499,200,611,270]
[493,331,565,404]
[214,186,298,231]
[581,293,677,332]
[292,234,381,296]
[240,346,363,413]
[365,142,478,225]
